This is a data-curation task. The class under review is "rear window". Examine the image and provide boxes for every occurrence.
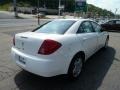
[33,20,76,34]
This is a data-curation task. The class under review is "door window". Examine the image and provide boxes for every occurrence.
[77,24,84,33]
[116,20,120,24]
[107,20,116,25]
[77,21,94,34]
[91,22,101,32]
[82,21,94,33]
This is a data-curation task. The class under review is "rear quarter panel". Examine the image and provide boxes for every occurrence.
[56,34,85,72]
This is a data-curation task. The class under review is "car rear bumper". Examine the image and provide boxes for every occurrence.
[11,47,67,77]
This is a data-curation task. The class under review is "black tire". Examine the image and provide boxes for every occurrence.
[68,54,83,80]
[103,37,109,49]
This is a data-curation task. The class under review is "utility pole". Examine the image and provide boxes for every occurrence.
[37,0,40,25]
[58,0,61,18]
[13,0,18,18]
[115,8,118,19]
[74,0,76,18]
[44,1,46,8]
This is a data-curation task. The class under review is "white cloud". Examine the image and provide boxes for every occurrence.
[87,0,120,14]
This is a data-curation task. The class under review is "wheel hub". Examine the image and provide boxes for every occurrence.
[73,58,82,77]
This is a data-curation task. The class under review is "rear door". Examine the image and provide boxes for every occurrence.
[107,20,116,30]
[77,21,98,59]
[116,20,120,30]
[102,20,115,30]
[91,21,107,49]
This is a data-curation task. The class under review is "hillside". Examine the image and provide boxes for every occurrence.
[88,4,114,17]
[0,0,114,16]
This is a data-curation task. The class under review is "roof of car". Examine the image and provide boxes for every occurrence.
[109,19,120,20]
[102,19,120,24]
[54,19,93,22]
[106,19,120,22]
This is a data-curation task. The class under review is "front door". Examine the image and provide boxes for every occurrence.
[116,20,120,30]
[77,21,98,59]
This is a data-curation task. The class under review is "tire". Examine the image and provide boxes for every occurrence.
[68,54,83,80]
[103,37,109,49]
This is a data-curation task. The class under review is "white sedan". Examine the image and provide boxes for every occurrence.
[11,19,109,79]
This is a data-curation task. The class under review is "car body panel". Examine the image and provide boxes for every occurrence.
[101,19,120,31]
[11,19,109,77]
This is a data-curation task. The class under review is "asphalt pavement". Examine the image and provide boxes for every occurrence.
[0,19,50,28]
[0,19,50,37]
[0,11,50,29]
[0,11,15,19]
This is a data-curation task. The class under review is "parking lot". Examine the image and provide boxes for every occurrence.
[0,20,120,90]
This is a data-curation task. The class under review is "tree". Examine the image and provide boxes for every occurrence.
[0,0,115,16]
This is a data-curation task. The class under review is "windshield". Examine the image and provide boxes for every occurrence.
[34,20,76,34]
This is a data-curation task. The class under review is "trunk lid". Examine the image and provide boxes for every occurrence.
[15,32,62,56]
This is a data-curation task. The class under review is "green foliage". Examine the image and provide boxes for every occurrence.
[0,0,115,16]
[88,4,114,16]
[0,3,11,11]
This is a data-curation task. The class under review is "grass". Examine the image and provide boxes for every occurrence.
[0,3,11,11]
[0,2,32,11]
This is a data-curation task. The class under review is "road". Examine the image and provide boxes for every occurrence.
[0,11,50,29]
[0,19,120,90]
[0,11,15,19]
[0,19,50,36]
[0,19,50,28]
[0,19,37,27]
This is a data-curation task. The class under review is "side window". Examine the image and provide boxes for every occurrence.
[107,20,115,24]
[81,21,94,33]
[116,20,120,24]
[77,24,84,33]
[91,22,101,32]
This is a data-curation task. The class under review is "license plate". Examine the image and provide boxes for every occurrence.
[15,54,26,64]
[18,56,26,64]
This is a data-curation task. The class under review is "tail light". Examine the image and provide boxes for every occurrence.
[13,36,15,46]
[38,39,62,55]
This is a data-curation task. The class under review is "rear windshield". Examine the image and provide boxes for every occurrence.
[33,20,76,34]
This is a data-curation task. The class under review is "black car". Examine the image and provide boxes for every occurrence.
[101,20,120,31]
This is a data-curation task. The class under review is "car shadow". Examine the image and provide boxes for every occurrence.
[14,46,115,90]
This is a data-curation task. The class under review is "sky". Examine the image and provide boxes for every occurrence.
[87,0,120,14]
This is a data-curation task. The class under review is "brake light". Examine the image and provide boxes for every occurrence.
[38,39,62,55]
[13,36,15,46]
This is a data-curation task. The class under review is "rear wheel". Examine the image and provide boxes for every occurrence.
[103,37,109,49]
[68,54,83,79]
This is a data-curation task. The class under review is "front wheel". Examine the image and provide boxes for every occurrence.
[68,55,83,79]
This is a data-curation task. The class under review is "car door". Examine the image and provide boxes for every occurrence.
[116,20,120,30]
[91,21,107,50]
[102,20,115,30]
[101,22,111,30]
[77,21,98,59]
[108,20,116,30]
